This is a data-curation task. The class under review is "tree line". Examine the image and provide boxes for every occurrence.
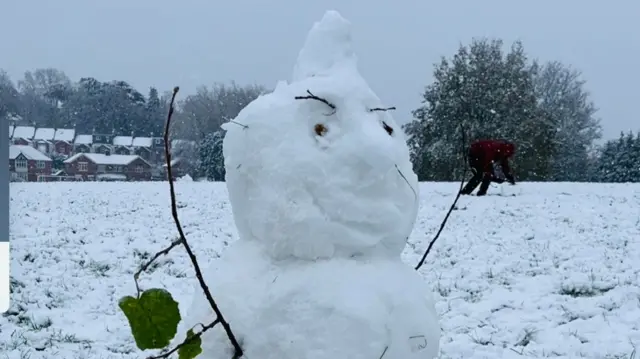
[404,38,638,183]
[1,37,638,182]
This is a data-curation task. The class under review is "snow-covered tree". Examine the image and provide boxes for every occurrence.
[594,131,640,182]
[535,61,602,182]
[198,130,226,181]
[405,38,546,181]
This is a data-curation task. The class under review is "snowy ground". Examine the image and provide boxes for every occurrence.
[4,181,640,359]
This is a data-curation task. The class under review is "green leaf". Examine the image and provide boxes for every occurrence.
[118,288,182,350]
[178,329,203,359]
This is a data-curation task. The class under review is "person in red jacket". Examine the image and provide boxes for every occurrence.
[460,139,516,196]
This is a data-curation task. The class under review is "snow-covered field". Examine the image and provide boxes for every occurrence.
[4,181,640,359]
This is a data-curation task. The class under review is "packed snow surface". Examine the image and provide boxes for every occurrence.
[5,181,640,359]
[222,10,417,262]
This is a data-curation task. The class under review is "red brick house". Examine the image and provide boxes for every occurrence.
[12,138,32,146]
[63,153,152,181]
[9,145,53,182]
[53,140,74,156]
[53,128,76,156]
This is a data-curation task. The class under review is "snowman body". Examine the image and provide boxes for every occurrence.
[179,10,441,359]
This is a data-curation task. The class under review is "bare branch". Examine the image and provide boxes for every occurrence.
[378,346,389,359]
[133,238,183,297]
[395,164,417,202]
[295,89,337,115]
[228,120,248,129]
[369,106,396,112]
[147,320,220,359]
[163,86,244,357]
[415,124,467,271]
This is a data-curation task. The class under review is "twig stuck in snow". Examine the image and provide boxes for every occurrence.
[395,164,417,202]
[133,238,182,296]
[378,346,389,359]
[415,124,468,271]
[148,320,220,359]
[369,106,396,112]
[295,90,337,115]
[228,120,248,129]
[142,86,243,358]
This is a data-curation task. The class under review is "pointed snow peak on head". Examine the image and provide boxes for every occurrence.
[292,10,358,82]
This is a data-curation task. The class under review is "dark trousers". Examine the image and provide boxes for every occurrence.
[460,168,492,196]
[461,148,492,196]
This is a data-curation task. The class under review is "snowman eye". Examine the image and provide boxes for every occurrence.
[314,123,328,136]
[382,121,394,136]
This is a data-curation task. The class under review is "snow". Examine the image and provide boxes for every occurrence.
[9,145,52,161]
[74,134,93,145]
[113,136,133,147]
[291,10,357,82]
[53,128,75,142]
[221,10,416,261]
[131,136,152,147]
[12,126,35,139]
[34,128,56,141]
[63,153,142,166]
[4,182,640,359]
[96,173,127,181]
[170,139,195,152]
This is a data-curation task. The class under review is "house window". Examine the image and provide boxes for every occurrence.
[15,158,27,169]
[115,166,122,172]
[17,172,28,181]
[78,162,88,172]
[135,165,144,173]
[37,161,46,169]
[155,139,162,145]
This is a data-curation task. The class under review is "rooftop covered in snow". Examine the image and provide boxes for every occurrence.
[9,145,52,161]
[12,126,35,139]
[113,136,134,147]
[132,137,153,147]
[74,135,93,145]
[64,153,147,166]
[54,128,76,142]
[34,128,56,141]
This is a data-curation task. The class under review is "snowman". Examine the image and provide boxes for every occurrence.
[179,10,441,359]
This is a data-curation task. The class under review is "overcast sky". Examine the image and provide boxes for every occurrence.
[2,0,638,140]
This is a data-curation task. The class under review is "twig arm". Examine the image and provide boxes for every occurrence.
[162,87,244,357]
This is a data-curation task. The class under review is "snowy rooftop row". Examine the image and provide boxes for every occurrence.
[8,125,191,148]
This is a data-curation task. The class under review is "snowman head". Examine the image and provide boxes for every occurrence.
[222,11,419,261]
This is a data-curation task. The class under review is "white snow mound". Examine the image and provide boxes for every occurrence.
[180,10,439,359]
[180,241,440,359]
[221,10,419,261]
